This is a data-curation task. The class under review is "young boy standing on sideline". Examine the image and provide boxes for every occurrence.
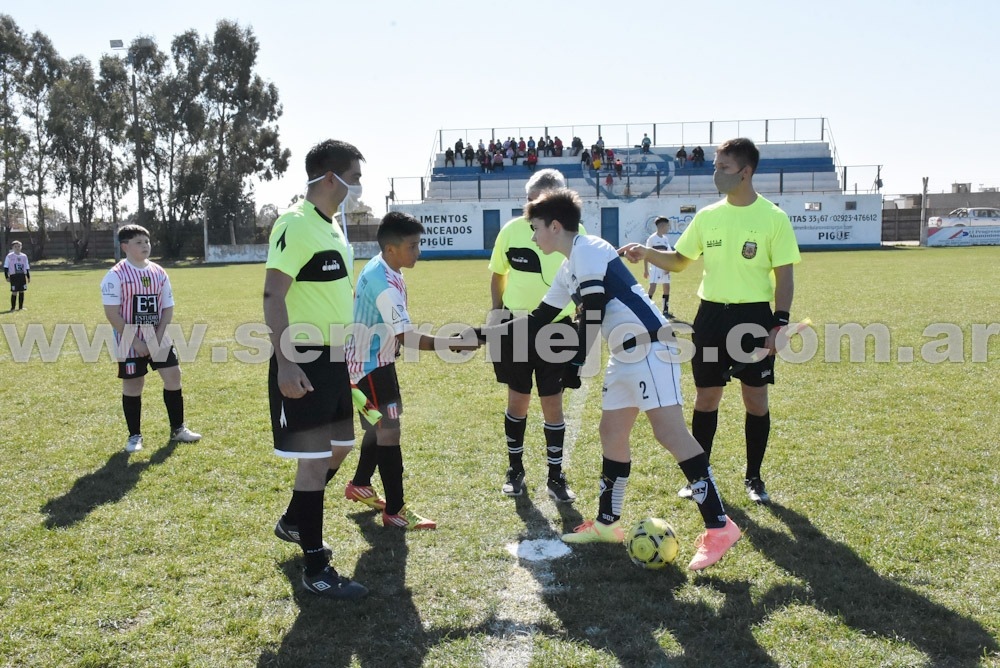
[4,240,30,311]
[101,225,201,453]
[644,217,674,319]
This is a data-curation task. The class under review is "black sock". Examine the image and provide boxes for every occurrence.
[678,453,727,529]
[597,457,630,525]
[351,429,379,487]
[377,445,404,515]
[543,421,565,479]
[504,412,527,472]
[163,389,184,430]
[10,294,15,310]
[296,490,328,575]
[18,292,24,309]
[745,412,771,480]
[325,467,339,485]
[691,409,719,461]
[282,489,304,526]
[122,394,142,436]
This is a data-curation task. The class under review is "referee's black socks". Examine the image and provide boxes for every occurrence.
[504,412,527,472]
[544,421,565,480]
[691,409,719,460]
[745,411,771,480]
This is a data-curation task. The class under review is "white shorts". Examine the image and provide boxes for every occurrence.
[648,267,671,285]
[602,342,683,411]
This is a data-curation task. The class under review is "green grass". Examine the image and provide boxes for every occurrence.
[1,247,998,668]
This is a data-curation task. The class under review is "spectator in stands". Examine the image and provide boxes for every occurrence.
[525,151,538,171]
[592,154,602,171]
[507,145,517,165]
[581,149,591,167]
[641,133,652,154]
[554,136,564,157]
[464,145,475,167]
[493,151,505,172]
[480,150,491,173]
[518,138,527,157]
[605,171,615,193]
[596,136,605,151]
[692,146,705,167]
[488,139,496,154]
[455,138,464,155]
[571,136,583,156]
[605,148,615,165]
[614,158,623,177]
[542,136,552,157]
[527,136,536,153]
[478,139,485,152]
[445,148,455,167]
[676,146,688,168]
[503,138,511,153]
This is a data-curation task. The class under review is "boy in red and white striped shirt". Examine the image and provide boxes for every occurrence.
[101,225,201,453]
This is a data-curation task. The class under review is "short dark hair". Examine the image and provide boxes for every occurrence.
[118,224,150,243]
[717,137,759,172]
[377,211,424,250]
[524,188,581,232]
[654,216,670,227]
[305,140,365,180]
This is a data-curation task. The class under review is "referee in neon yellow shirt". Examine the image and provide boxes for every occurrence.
[622,138,801,505]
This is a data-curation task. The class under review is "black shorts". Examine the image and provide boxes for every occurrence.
[268,346,355,458]
[355,363,403,431]
[117,346,180,379]
[9,275,27,292]
[691,301,776,388]
[491,314,571,397]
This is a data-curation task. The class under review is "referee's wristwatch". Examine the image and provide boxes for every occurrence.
[771,310,790,331]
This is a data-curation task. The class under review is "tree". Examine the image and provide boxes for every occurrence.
[202,20,289,246]
[0,15,28,251]
[96,54,137,236]
[19,31,66,259]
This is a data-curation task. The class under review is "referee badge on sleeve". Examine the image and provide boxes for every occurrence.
[741,241,757,259]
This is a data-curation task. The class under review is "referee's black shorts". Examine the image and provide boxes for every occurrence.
[691,300,776,388]
[268,346,355,458]
[491,314,572,397]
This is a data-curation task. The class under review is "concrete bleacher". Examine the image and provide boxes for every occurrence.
[427,142,840,200]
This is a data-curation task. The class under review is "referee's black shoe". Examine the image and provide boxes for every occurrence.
[502,467,526,496]
[302,565,368,600]
[745,477,771,505]
[546,472,577,503]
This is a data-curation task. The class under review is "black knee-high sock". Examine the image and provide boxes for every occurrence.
[325,467,339,485]
[10,294,16,310]
[17,291,24,309]
[505,412,527,471]
[377,445,404,515]
[122,394,142,436]
[296,490,328,575]
[597,457,630,525]
[544,421,565,479]
[163,389,184,430]
[691,409,719,460]
[351,429,379,486]
[678,453,727,529]
[745,412,771,480]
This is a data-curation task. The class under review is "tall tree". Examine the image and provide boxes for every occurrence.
[95,54,135,233]
[0,15,28,250]
[202,20,289,246]
[20,31,66,259]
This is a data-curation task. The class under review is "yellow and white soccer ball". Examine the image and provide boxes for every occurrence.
[625,517,679,570]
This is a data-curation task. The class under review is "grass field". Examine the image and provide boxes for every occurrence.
[1,246,998,668]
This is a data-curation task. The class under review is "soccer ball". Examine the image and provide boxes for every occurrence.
[625,517,679,570]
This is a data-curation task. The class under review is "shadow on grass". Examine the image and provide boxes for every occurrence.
[729,504,1000,667]
[41,441,178,528]
[258,511,490,668]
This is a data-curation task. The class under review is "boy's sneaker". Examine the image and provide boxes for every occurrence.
[677,483,693,500]
[688,518,742,571]
[302,565,368,600]
[382,505,437,530]
[125,434,143,453]
[745,477,771,505]
[561,519,624,544]
[344,482,387,510]
[170,425,202,442]
[274,517,332,559]
[501,468,525,496]
[546,473,577,503]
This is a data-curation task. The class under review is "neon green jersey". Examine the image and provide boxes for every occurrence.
[675,195,800,303]
[266,200,354,345]
[488,216,585,317]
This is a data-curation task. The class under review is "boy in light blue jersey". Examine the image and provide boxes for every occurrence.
[344,212,477,529]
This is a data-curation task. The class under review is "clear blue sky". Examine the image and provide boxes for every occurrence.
[5,0,998,216]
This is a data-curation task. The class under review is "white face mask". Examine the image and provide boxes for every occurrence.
[305,172,363,201]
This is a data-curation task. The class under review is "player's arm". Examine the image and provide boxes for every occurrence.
[766,264,795,355]
[155,305,173,348]
[3,258,8,281]
[263,268,313,398]
[490,272,506,310]
[104,304,148,357]
[620,243,693,273]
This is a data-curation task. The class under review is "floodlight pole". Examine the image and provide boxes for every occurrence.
[919,177,929,247]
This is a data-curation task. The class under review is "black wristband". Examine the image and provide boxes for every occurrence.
[773,310,790,329]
